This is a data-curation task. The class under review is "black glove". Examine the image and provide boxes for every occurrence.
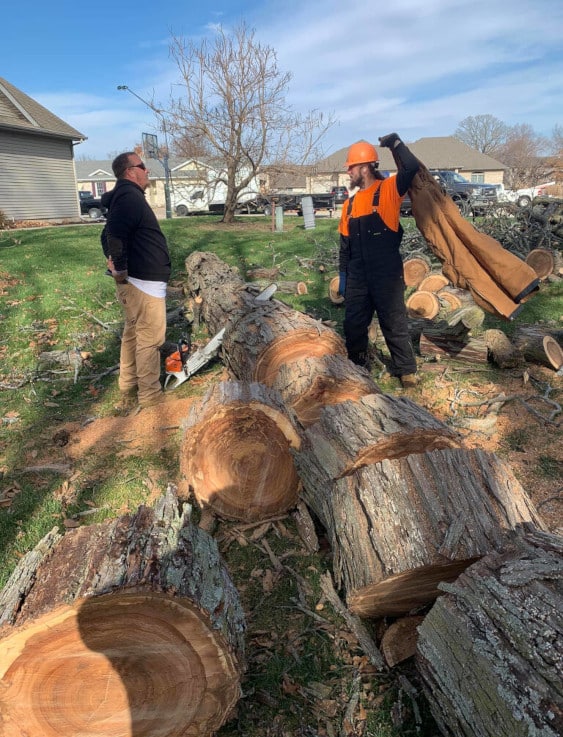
[378,132,401,149]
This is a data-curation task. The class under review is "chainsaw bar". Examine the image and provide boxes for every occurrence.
[164,283,278,390]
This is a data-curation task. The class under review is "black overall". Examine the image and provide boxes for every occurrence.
[343,186,416,376]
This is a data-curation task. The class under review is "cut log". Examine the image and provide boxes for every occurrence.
[419,326,489,364]
[294,447,545,618]
[406,290,440,318]
[295,394,461,481]
[485,329,524,368]
[436,286,476,316]
[513,325,563,369]
[403,255,432,287]
[248,279,308,295]
[271,354,380,427]
[179,381,301,520]
[417,272,450,293]
[525,247,563,279]
[380,616,425,667]
[416,528,563,737]
[246,266,280,280]
[328,275,345,304]
[185,252,347,387]
[0,486,245,737]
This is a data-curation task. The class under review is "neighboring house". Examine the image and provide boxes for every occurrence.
[0,77,86,221]
[77,156,260,214]
[312,136,508,191]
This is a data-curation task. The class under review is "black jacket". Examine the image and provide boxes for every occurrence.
[101,179,171,282]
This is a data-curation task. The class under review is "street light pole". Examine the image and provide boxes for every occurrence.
[117,85,172,219]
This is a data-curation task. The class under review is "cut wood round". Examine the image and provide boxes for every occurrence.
[403,256,432,287]
[525,247,563,279]
[295,394,461,481]
[295,447,544,618]
[417,272,449,293]
[271,354,380,427]
[328,275,345,304]
[180,382,301,521]
[436,289,462,312]
[513,325,563,369]
[406,290,440,318]
[416,528,563,737]
[0,487,245,737]
[543,335,563,370]
[419,329,488,363]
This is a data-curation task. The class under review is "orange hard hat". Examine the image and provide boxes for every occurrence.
[345,141,378,168]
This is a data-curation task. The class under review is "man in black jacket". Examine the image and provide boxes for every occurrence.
[101,152,172,409]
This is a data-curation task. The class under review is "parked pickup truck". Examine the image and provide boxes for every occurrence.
[79,191,106,219]
[400,170,498,216]
[496,182,555,208]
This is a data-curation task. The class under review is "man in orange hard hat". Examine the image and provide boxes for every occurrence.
[338,133,420,387]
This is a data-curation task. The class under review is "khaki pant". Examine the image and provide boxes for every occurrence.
[116,283,166,405]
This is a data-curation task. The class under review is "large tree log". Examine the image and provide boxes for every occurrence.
[271,354,380,427]
[512,325,563,370]
[179,381,301,520]
[416,528,563,737]
[403,255,432,287]
[406,290,440,319]
[0,487,245,737]
[295,394,461,479]
[525,247,563,280]
[294,447,545,618]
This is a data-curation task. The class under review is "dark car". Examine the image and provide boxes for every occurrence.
[400,170,497,217]
[330,186,349,204]
[79,191,106,219]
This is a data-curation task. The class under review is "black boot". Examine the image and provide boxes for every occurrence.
[349,351,369,369]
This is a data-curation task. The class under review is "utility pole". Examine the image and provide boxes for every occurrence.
[117,85,172,219]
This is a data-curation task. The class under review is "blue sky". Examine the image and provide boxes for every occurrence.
[3,0,562,159]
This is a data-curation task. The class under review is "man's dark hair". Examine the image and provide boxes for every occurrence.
[112,152,136,179]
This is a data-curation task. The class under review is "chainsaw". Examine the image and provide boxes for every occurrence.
[164,282,278,391]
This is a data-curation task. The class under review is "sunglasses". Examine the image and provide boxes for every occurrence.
[128,163,147,171]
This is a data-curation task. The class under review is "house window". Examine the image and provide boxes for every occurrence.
[471,172,485,184]
[95,182,107,197]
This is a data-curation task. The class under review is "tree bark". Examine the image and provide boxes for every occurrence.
[295,393,461,480]
[416,528,563,737]
[0,486,245,737]
[179,381,301,521]
[271,354,380,427]
[294,447,545,618]
[485,329,524,368]
[419,328,489,364]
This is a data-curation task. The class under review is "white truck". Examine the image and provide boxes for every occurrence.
[496,182,555,208]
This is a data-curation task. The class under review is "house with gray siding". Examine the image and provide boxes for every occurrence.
[0,77,86,222]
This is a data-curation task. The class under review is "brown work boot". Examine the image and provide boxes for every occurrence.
[112,388,138,416]
[399,373,419,388]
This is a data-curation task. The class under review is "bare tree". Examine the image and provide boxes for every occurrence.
[166,23,334,223]
[454,114,509,156]
[497,124,550,189]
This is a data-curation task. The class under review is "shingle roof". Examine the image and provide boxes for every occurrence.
[317,136,507,173]
[0,77,85,141]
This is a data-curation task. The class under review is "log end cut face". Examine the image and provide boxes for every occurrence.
[254,330,347,387]
[0,592,241,737]
[181,406,300,521]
